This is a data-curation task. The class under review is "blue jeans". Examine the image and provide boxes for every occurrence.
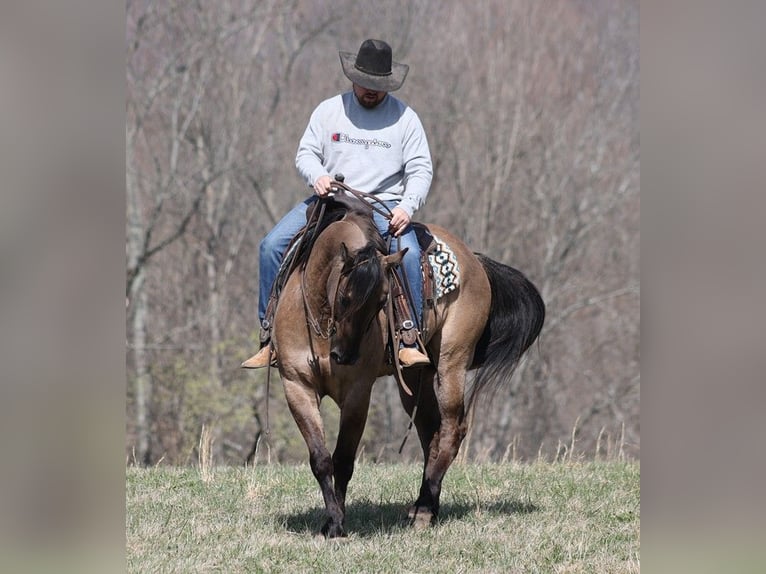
[258,197,423,327]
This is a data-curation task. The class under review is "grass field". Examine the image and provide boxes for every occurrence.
[126,461,639,573]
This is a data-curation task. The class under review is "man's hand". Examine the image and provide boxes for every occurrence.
[388,207,411,237]
[313,175,333,197]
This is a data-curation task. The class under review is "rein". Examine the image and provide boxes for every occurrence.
[324,181,429,403]
[302,269,336,339]
[329,179,395,221]
[300,178,393,339]
[260,181,426,448]
[299,198,336,339]
[293,181,426,442]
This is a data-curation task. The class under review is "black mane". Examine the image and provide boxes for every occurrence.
[339,243,385,320]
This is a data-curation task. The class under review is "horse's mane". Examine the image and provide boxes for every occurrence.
[337,242,385,320]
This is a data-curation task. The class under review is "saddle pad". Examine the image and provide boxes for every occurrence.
[428,235,460,299]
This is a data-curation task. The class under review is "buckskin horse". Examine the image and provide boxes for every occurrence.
[263,190,544,538]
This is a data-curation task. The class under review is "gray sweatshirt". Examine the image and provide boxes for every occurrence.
[295,91,433,217]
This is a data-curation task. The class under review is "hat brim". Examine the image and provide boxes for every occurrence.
[339,52,409,92]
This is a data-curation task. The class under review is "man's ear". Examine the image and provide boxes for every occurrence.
[381,247,408,270]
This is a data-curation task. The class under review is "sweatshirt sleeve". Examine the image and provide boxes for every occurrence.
[295,104,330,187]
[397,110,433,218]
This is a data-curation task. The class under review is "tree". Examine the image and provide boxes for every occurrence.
[126,0,640,465]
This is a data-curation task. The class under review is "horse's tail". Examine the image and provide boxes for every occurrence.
[469,254,545,404]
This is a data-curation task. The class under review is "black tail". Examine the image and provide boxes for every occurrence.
[469,254,545,404]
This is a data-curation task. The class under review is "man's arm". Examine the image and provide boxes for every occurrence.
[295,105,330,191]
[397,110,433,218]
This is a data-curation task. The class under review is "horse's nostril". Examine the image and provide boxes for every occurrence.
[331,350,359,365]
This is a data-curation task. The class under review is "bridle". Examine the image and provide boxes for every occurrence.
[300,175,394,340]
[298,177,424,393]
[303,252,382,340]
[296,178,427,448]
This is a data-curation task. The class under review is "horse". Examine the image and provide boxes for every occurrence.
[268,195,545,538]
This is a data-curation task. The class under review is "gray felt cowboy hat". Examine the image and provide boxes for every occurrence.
[339,39,409,92]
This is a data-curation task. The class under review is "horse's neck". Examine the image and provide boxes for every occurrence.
[303,220,366,309]
[303,248,335,307]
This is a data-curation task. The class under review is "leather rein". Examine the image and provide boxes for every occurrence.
[266,179,425,452]
[300,180,396,340]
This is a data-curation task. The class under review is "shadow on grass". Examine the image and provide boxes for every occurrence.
[279,498,540,538]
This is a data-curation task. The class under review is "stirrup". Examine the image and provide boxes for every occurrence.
[398,345,430,367]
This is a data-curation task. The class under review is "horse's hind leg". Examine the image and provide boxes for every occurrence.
[282,378,345,538]
[397,368,445,528]
[399,366,468,528]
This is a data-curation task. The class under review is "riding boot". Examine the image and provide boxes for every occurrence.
[241,341,277,369]
[242,323,277,369]
[242,304,279,370]
[398,345,430,367]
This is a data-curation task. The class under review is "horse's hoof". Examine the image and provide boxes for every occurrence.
[320,520,347,539]
[313,532,350,542]
[407,506,435,530]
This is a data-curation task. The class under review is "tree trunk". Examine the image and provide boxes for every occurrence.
[130,272,152,465]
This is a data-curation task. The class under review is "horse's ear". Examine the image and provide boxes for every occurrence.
[381,247,408,270]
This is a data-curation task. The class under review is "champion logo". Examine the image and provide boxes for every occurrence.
[331,132,391,149]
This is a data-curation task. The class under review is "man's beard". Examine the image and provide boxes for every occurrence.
[356,92,384,109]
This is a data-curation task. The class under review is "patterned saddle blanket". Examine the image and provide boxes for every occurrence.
[427,235,460,300]
[411,223,459,303]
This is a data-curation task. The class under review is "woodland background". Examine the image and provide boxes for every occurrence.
[126,0,639,466]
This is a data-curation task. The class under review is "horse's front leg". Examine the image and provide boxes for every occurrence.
[332,382,373,516]
[282,378,345,538]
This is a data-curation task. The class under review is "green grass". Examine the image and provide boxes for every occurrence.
[126,461,639,573]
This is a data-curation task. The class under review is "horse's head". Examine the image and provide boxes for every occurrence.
[328,242,405,365]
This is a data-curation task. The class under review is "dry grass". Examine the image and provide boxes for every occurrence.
[198,424,215,484]
[127,460,639,573]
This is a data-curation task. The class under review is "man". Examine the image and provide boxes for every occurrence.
[243,39,432,368]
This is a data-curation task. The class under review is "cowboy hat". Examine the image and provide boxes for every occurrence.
[339,39,409,92]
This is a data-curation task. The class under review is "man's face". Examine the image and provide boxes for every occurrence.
[353,84,387,109]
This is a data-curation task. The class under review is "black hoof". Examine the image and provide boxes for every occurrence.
[320,519,347,539]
